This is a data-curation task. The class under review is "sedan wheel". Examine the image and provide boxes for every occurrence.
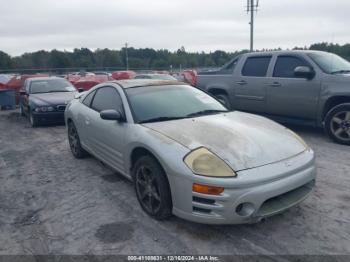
[20,105,25,116]
[68,122,88,158]
[133,156,172,220]
[29,112,39,127]
[325,103,350,145]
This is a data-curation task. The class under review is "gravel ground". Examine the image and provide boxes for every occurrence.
[0,110,349,256]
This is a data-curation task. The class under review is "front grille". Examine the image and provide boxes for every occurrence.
[192,196,217,214]
[193,196,215,205]
[257,180,315,217]
[193,206,211,214]
[56,105,66,111]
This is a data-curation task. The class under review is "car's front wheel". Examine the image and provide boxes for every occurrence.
[29,111,39,127]
[133,155,172,220]
[19,104,25,116]
[325,103,350,145]
[68,121,88,158]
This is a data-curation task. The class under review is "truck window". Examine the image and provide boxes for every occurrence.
[220,57,240,74]
[242,56,271,77]
[273,56,310,78]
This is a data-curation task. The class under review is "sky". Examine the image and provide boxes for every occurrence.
[0,0,349,56]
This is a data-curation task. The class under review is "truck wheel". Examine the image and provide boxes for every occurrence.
[324,103,350,145]
[133,155,172,220]
[215,94,231,110]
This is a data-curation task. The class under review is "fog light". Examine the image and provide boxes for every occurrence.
[235,202,255,217]
[192,183,224,195]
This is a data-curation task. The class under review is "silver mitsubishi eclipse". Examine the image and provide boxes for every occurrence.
[65,80,316,224]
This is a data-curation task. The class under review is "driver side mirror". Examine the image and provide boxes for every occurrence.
[19,90,27,95]
[100,109,125,122]
[294,66,315,79]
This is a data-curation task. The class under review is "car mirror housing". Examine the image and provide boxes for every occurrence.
[100,109,124,121]
[294,66,315,79]
[19,90,27,95]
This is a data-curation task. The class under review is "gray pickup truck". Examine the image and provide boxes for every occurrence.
[196,50,350,145]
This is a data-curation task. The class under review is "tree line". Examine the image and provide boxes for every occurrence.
[0,42,350,73]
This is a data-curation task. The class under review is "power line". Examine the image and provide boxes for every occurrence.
[246,0,259,51]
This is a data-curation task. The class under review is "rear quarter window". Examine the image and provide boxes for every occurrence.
[242,56,272,77]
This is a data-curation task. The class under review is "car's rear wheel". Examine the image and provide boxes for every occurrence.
[68,121,88,158]
[214,93,231,110]
[133,155,172,220]
[325,103,350,145]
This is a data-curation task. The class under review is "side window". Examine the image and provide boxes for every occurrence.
[24,80,30,93]
[273,56,310,78]
[242,56,272,77]
[91,87,124,113]
[220,57,240,74]
[82,91,95,107]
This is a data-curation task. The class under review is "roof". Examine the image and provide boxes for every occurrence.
[244,50,327,56]
[110,79,185,89]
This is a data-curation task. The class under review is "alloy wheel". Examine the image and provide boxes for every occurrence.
[330,111,350,142]
[135,165,161,215]
[68,124,79,155]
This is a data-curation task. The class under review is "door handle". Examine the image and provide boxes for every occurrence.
[271,82,282,87]
[236,80,247,85]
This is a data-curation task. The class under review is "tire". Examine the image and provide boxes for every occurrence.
[19,104,25,116]
[324,103,350,145]
[68,121,88,158]
[214,93,231,110]
[133,155,172,220]
[29,111,39,127]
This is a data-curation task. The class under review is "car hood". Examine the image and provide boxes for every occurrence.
[30,92,76,105]
[142,112,306,171]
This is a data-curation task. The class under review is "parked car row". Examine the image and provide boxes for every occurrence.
[1,70,197,105]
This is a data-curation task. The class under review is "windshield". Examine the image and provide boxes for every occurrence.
[30,79,76,94]
[125,85,228,123]
[308,52,350,74]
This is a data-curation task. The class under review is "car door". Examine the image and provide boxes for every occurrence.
[83,86,127,174]
[234,55,272,113]
[267,55,321,120]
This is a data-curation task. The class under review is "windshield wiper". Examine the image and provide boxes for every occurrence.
[331,70,350,74]
[139,116,185,124]
[186,109,228,118]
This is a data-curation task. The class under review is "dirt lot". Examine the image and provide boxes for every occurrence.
[0,110,349,256]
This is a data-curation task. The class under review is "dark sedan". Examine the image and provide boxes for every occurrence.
[19,77,80,127]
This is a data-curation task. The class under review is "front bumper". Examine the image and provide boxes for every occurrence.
[170,149,316,224]
[32,111,65,124]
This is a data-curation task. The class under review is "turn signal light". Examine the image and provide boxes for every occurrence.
[192,183,224,195]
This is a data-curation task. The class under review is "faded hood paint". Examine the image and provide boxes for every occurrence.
[143,112,306,171]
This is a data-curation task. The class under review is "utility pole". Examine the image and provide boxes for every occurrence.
[125,42,129,70]
[246,0,259,52]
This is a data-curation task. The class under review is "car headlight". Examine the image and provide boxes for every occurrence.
[184,147,237,177]
[34,106,55,112]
